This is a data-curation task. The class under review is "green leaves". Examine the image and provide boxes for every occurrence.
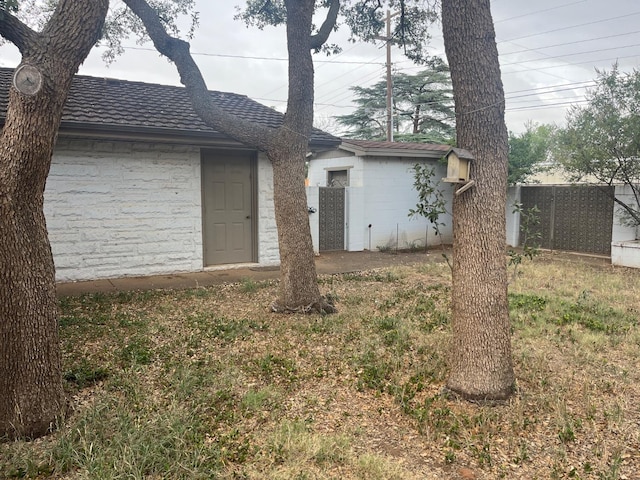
[235,0,287,29]
[554,65,640,227]
[236,1,438,63]
[336,60,455,142]
[101,0,198,64]
[408,163,448,228]
[343,0,438,64]
[508,122,553,185]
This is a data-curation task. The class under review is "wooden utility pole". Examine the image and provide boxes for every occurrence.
[375,10,399,142]
[385,10,393,142]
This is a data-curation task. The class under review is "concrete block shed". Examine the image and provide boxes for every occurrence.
[307,139,454,253]
[0,68,339,282]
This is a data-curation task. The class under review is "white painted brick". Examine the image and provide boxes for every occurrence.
[45,139,204,282]
[46,139,282,281]
[308,155,453,252]
[257,153,280,265]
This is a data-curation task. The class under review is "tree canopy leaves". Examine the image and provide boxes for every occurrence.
[508,122,553,185]
[554,65,640,226]
[237,0,438,61]
[335,56,454,143]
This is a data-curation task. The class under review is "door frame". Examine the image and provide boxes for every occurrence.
[200,149,258,266]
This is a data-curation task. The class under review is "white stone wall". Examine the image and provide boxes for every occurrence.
[345,186,366,251]
[506,186,521,247]
[307,154,453,251]
[611,185,639,268]
[611,184,639,242]
[307,154,365,187]
[256,152,280,265]
[361,157,453,251]
[306,186,320,254]
[45,140,280,282]
[45,139,203,281]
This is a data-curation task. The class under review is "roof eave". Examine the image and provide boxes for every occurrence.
[55,122,341,151]
[338,143,446,159]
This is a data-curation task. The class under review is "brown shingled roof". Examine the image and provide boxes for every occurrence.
[339,138,452,158]
[0,67,339,147]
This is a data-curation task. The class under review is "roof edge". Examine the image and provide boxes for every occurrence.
[339,140,449,159]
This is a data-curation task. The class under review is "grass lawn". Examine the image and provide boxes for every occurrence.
[1,254,639,479]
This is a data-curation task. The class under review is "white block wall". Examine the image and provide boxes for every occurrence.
[345,186,366,251]
[611,184,639,268]
[306,186,320,254]
[506,186,521,247]
[611,184,639,242]
[307,154,453,251]
[307,154,365,187]
[45,139,279,282]
[256,152,280,266]
[362,157,453,250]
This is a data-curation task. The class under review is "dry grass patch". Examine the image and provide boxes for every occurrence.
[1,254,639,479]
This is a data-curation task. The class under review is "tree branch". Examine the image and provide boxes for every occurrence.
[41,0,109,72]
[122,0,275,150]
[310,0,340,50]
[0,10,37,55]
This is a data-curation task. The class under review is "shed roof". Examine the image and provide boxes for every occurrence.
[0,67,339,148]
[338,139,452,159]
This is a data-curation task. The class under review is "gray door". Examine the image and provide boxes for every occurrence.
[520,185,614,255]
[202,153,255,265]
[319,187,345,251]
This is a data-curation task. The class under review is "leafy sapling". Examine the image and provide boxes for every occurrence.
[408,163,452,269]
[508,202,542,283]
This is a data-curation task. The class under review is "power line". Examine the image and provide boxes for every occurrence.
[500,10,640,44]
[506,99,589,113]
[122,45,384,65]
[500,42,640,68]
[506,80,596,95]
[493,0,588,25]
[500,29,640,57]
[114,5,637,125]
[503,52,640,76]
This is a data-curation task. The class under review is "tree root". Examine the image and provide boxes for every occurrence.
[270,295,337,314]
[441,384,515,405]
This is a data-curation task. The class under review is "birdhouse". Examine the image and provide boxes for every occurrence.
[443,148,474,184]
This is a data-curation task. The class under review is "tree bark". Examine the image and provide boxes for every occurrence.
[268,0,331,312]
[441,0,515,400]
[123,0,338,313]
[0,0,109,440]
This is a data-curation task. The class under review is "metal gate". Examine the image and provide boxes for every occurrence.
[319,187,345,251]
[520,185,614,255]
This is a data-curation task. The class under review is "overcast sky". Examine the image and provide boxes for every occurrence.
[2,0,640,135]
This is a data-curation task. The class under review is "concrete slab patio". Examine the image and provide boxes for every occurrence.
[55,249,449,297]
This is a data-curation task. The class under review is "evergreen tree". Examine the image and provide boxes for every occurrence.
[336,57,454,143]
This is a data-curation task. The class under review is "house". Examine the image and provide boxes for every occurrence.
[306,139,455,253]
[0,68,340,282]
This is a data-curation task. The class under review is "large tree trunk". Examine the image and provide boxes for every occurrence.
[442,0,515,400]
[0,0,108,440]
[0,86,67,439]
[269,139,325,311]
[268,0,331,312]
